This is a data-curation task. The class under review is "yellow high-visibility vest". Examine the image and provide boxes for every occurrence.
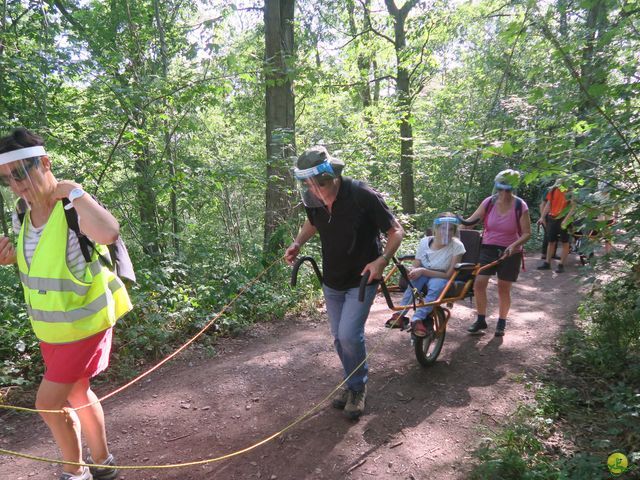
[17,202,132,344]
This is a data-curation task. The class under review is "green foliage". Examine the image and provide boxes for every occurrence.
[471,404,558,479]
[576,276,640,378]
[0,269,42,388]
[471,270,640,479]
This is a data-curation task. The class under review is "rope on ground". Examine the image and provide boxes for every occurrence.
[0,257,284,415]
[0,298,403,470]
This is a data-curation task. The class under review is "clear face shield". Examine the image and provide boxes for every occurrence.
[492,182,515,196]
[292,159,338,208]
[0,146,48,213]
[433,216,460,245]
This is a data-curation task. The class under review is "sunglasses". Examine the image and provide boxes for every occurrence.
[316,178,334,188]
[0,157,40,186]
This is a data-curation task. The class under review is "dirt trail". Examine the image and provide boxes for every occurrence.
[0,253,585,480]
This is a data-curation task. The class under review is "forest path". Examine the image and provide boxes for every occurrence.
[1,253,585,480]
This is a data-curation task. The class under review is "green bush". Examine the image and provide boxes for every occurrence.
[0,269,42,390]
[577,276,640,377]
[471,271,640,479]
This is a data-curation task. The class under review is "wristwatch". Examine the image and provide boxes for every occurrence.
[68,187,86,204]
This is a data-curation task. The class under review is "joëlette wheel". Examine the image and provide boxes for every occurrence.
[414,307,446,367]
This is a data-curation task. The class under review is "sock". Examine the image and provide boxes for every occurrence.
[498,318,507,325]
[477,314,486,324]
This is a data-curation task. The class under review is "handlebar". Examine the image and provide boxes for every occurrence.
[456,214,480,227]
[291,256,390,306]
[358,271,370,302]
[290,256,323,287]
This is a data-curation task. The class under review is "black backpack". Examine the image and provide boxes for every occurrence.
[16,197,136,284]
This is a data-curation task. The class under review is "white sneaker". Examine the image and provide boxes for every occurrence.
[60,466,93,480]
[87,453,119,480]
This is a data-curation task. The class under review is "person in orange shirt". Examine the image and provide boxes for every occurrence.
[537,178,575,273]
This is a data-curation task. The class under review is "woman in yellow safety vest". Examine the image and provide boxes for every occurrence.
[0,128,132,480]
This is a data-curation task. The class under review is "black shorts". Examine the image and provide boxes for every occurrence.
[546,216,570,243]
[478,245,522,282]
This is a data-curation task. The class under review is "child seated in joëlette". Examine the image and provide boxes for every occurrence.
[385,213,466,337]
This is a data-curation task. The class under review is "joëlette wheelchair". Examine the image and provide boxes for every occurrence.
[291,229,503,367]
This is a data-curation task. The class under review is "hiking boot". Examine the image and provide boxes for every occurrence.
[332,386,350,410]
[467,318,487,334]
[60,467,92,480]
[344,386,366,420]
[555,264,565,273]
[412,321,428,337]
[495,319,506,337]
[87,454,118,480]
[537,262,551,270]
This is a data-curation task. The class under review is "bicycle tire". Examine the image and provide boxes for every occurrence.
[414,307,446,367]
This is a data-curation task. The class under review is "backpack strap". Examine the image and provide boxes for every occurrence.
[60,198,93,264]
[348,178,367,216]
[483,194,498,235]
[61,198,115,269]
[514,197,523,236]
[16,198,125,277]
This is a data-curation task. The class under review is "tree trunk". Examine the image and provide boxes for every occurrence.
[153,0,180,255]
[263,0,296,255]
[385,0,418,214]
[347,0,372,108]
[579,0,609,117]
[558,0,568,36]
[134,140,161,256]
[117,1,161,256]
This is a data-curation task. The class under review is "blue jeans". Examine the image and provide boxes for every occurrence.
[322,283,377,392]
[399,276,449,322]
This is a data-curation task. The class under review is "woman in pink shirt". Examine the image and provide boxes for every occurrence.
[459,170,531,336]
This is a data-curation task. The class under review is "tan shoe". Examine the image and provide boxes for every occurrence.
[343,385,367,419]
[332,386,350,409]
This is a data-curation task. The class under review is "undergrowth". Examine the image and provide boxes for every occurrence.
[470,270,640,479]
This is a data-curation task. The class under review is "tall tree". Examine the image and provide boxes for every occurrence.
[263,0,296,254]
[384,0,419,214]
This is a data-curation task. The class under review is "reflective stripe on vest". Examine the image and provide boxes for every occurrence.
[27,278,125,323]
[19,261,102,296]
[17,202,132,344]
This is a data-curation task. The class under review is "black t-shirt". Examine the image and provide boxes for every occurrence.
[305,177,396,290]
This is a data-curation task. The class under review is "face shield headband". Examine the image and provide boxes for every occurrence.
[292,159,339,208]
[292,159,335,180]
[494,181,514,191]
[0,146,46,186]
[433,216,460,245]
[0,146,47,209]
[0,146,46,166]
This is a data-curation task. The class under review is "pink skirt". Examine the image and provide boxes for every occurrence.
[40,328,113,384]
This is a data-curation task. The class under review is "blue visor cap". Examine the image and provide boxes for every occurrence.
[434,216,460,226]
[494,181,514,191]
[293,160,335,180]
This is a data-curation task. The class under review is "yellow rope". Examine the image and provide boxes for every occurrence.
[0,289,402,470]
[0,257,283,415]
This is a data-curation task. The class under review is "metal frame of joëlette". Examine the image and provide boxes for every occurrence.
[290,255,503,311]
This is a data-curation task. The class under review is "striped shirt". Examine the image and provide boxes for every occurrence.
[13,212,88,280]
